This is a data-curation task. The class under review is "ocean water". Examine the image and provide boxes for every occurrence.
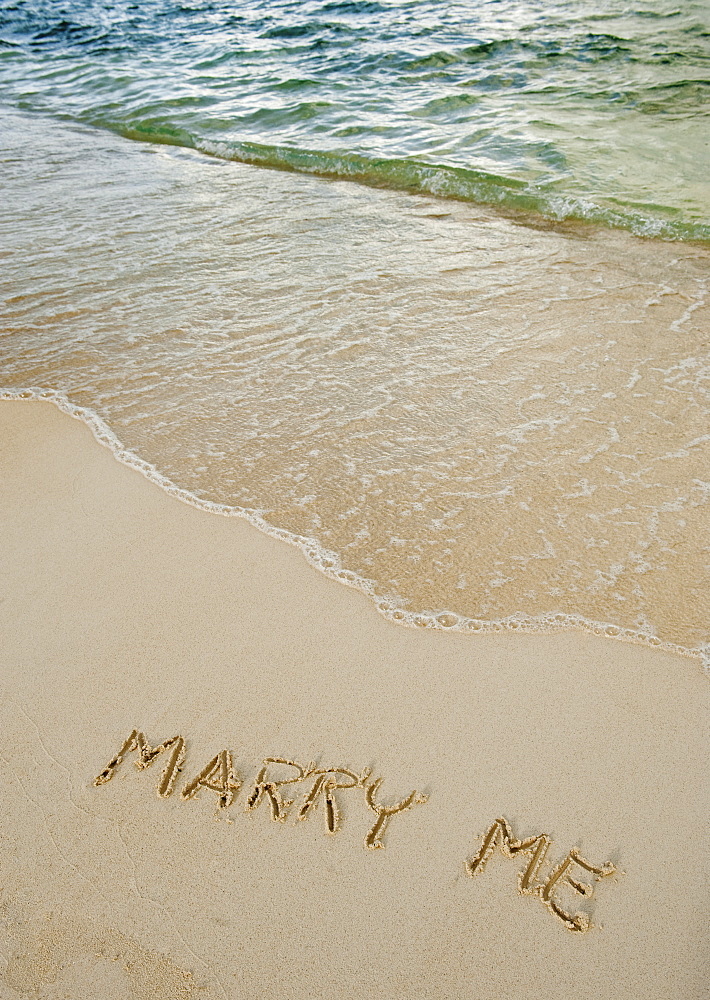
[1,0,709,237]
[1,1,708,662]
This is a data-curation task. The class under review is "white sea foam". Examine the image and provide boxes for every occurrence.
[2,387,704,672]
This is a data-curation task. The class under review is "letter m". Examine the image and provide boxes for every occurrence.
[93,728,185,798]
[466,816,551,894]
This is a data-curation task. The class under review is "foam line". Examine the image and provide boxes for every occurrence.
[2,387,705,672]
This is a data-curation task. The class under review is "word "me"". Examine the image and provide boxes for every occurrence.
[467,816,618,933]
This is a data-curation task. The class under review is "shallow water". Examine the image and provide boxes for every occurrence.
[2,108,708,660]
[1,0,709,238]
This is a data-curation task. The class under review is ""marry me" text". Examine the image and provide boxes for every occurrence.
[93,728,619,933]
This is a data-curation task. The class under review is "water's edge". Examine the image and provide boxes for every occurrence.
[30,112,710,244]
[3,388,704,671]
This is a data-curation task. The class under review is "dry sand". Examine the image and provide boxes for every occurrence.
[0,399,707,999]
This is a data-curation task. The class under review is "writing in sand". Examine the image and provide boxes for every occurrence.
[94,729,620,933]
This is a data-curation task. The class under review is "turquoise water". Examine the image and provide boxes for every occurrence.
[1,0,708,239]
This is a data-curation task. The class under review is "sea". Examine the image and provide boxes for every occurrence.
[1,0,708,662]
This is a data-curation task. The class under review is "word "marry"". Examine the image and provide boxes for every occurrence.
[93,729,428,850]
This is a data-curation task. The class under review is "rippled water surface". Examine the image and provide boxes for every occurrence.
[2,109,708,659]
[1,0,709,237]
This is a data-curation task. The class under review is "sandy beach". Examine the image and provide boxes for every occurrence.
[3,2,708,995]
[0,398,707,999]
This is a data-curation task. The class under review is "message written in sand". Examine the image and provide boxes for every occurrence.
[466,816,617,933]
[94,729,619,933]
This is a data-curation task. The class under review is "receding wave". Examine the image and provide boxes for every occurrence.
[2,385,705,671]
[1,0,708,243]
[77,115,710,242]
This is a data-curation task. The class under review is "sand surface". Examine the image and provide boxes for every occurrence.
[0,399,707,999]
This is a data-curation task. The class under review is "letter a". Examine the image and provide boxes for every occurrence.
[181,750,240,809]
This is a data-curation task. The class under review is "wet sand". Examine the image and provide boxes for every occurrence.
[0,399,707,999]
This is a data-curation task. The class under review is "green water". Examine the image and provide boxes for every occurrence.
[1,0,708,238]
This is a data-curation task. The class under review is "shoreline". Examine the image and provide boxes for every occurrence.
[1,399,707,999]
[2,389,701,668]
[4,106,708,660]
